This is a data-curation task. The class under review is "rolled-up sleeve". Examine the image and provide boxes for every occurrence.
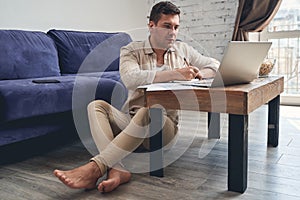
[120,46,156,90]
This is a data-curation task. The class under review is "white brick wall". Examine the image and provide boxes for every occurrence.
[147,0,238,61]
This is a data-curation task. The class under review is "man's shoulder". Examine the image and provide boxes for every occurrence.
[174,40,190,48]
[123,40,146,49]
[172,40,191,53]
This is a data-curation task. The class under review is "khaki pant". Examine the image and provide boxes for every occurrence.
[88,100,178,175]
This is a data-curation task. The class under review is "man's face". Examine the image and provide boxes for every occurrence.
[149,14,180,50]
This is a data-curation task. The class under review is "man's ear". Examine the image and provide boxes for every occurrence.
[148,21,155,28]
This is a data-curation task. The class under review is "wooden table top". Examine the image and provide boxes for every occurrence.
[144,76,284,115]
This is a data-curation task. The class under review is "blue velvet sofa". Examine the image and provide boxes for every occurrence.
[0,29,132,147]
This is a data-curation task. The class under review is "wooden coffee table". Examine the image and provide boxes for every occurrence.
[143,76,284,193]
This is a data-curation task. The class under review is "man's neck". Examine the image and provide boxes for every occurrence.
[153,48,167,58]
[149,36,167,57]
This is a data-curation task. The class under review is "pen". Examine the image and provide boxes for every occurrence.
[183,57,189,67]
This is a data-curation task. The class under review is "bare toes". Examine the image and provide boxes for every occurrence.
[97,168,131,193]
[53,162,102,189]
[98,183,105,192]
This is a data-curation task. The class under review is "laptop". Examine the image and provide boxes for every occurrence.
[179,41,272,87]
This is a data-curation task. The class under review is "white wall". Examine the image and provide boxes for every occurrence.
[0,0,239,53]
[0,0,149,40]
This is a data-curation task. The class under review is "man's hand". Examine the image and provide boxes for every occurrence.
[175,66,203,80]
[153,66,216,83]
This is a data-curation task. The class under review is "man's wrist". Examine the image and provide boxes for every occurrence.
[200,68,216,79]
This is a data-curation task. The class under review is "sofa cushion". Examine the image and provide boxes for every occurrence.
[0,76,127,122]
[47,29,132,74]
[0,76,74,122]
[0,30,61,80]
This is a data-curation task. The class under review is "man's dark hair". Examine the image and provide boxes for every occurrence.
[149,1,181,24]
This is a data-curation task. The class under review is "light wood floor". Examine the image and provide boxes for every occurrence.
[1,105,300,200]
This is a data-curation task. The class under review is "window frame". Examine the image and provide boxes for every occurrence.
[258,13,300,105]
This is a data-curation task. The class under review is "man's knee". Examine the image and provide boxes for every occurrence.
[135,107,149,115]
[134,107,150,125]
[87,100,110,114]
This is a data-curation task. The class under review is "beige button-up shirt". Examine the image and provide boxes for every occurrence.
[120,38,220,124]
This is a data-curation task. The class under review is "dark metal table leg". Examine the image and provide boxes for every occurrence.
[268,95,280,147]
[149,108,164,177]
[228,114,248,193]
[208,112,221,139]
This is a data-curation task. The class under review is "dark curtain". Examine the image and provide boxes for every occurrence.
[232,0,282,41]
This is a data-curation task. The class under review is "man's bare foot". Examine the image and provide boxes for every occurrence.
[53,161,102,189]
[98,167,131,193]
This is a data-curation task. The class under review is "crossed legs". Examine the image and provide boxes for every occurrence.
[54,100,177,192]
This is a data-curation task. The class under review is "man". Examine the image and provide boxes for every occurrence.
[54,1,219,193]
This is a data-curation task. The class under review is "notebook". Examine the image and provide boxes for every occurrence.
[179,41,272,88]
